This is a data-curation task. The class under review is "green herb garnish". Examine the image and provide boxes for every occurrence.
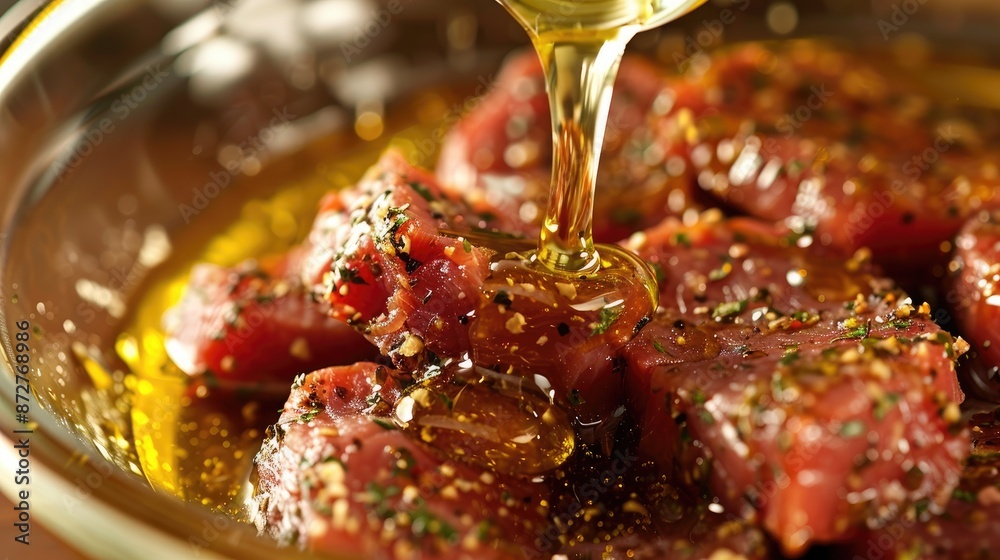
[873,392,901,421]
[834,322,871,342]
[889,319,912,330]
[839,420,866,438]
[712,299,748,320]
[591,306,623,336]
[952,489,976,503]
[408,181,435,202]
[372,417,397,431]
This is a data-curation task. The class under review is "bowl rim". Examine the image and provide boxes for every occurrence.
[0,1,335,558]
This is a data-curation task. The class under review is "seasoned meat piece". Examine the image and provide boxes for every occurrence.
[310,150,648,429]
[163,256,376,383]
[468,249,655,431]
[620,212,969,555]
[948,210,1000,401]
[437,50,698,243]
[251,363,548,559]
[663,40,1000,270]
[306,149,515,370]
[843,408,1000,560]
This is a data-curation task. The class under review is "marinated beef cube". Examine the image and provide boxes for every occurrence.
[164,255,376,383]
[251,362,549,559]
[661,40,1000,270]
[621,213,968,554]
[843,408,1000,560]
[310,150,649,428]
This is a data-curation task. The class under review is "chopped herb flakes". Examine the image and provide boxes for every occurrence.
[712,299,747,320]
[889,319,912,330]
[708,262,732,281]
[366,482,401,518]
[296,409,320,423]
[834,322,870,341]
[649,262,666,284]
[409,505,459,542]
[476,520,493,542]
[873,392,901,421]
[791,311,814,322]
[372,417,397,431]
[779,349,800,366]
[914,498,931,516]
[391,448,417,478]
[592,306,623,336]
[338,266,368,285]
[408,181,435,202]
[839,420,866,438]
[952,488,976,503]
[202,369,220,389]
[437,391,454,410]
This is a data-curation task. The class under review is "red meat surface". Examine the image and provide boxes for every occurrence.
[659,40,1000,270]
[309,150,650,428]
[949,210,1000,401]
[305,149,513,370]
[251,362,549,559]
[620,212,969,555]
[844,407,1000,560]
[163,256,376,384]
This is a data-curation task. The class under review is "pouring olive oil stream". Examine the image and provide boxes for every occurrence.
[499,0,706,264]
[463,0,704,304]
[413,0,709,465]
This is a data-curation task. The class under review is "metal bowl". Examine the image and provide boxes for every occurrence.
[1,0,998,558]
